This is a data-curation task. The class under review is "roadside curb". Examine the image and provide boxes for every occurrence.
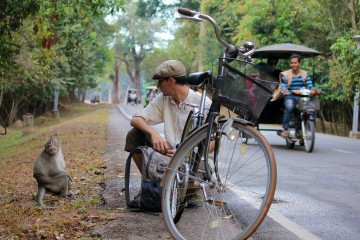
[116,104,132,121]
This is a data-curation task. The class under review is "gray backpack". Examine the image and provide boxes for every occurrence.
[124,146,170,212]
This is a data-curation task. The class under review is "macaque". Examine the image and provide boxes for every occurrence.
[33,138,73,206]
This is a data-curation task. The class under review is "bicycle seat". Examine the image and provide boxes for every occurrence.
[187,71,212,85]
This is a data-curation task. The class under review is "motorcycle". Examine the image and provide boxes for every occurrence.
[277,88,320,152]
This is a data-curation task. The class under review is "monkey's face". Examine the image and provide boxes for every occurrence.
[45,139,58,155]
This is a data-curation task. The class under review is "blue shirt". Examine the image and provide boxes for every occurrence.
[281,74,315,91]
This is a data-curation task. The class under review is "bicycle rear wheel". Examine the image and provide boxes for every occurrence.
[162,119,277,240]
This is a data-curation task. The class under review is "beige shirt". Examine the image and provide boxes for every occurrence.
[133,89,212,149]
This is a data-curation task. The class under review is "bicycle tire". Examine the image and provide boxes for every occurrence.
[162,118,277,240]
[181,110,195,143]
[303,119,315,153]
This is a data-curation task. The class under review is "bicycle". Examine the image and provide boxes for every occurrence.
[161,8,278,240]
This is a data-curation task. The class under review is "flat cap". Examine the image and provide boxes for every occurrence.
[151,60,186,80]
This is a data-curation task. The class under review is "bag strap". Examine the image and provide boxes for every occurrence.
[124,146,147,207]
[145,149,156,179]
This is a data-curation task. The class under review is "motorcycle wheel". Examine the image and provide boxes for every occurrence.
[303,119,315,153]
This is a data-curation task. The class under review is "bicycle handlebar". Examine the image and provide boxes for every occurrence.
[178,8,239,58]
[284,89,321,96]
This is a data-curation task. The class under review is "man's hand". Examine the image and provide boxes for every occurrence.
[282,89,289,94]
[164,149,174,158]
[131,116,170,154]
[150,131,169,154]
[130,116,172,156]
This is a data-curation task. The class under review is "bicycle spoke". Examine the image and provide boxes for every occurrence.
[162,120,276,240]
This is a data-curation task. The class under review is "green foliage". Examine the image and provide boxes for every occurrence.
[136,0,164,18]
[111,0,170,98]
[166,0,358,134]
[329,36,360,101]
[240,0,304,46]
[0,0,125,126]
[0,0,40,35]
[0,0,40,80]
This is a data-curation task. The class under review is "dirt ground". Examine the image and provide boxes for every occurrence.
[89,105,171,239]
[0,104,171,239]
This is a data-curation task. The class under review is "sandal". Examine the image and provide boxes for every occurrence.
[281,130,288,137]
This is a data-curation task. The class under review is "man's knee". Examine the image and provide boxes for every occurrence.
[125,128,151,152]
[284,98,292,107]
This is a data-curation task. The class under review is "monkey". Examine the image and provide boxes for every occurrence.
[33,137,73,206]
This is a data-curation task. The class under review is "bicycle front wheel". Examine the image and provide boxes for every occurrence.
[162,119,277,240]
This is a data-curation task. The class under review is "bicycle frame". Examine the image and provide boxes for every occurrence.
[178,8,256,180]
[161,8,278,240]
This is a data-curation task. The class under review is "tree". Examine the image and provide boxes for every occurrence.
[0,0,124,126]
[111,1,166,103]
[0,0,40,82]
[168,0,359,135]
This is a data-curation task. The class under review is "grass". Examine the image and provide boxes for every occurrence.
[0,102,119,239]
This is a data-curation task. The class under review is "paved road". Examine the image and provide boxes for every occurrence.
[259,130,360,240]
[114,103,360,240]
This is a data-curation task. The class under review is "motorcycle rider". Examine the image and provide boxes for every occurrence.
[280,54,317,137]
[129,91,137,105]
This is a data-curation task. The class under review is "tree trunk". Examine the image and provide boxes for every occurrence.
[8,98,22,125]
[134,58,141,104]
[331,109,338,135]
[0,90,5,128]
[344,0,357,31]
[118,47,145,105]
[80,89,86,102]
[346,103,353,130]
[0,90,3,107]
[318,109,326,133]
[113,60,120,104]
[68,88,77,102]
[328,109,334,134]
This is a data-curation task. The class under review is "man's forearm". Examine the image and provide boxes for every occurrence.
[131,116,169,153]
[130,116,157,136]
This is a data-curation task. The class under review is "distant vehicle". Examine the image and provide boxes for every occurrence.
[252,43,322,152]
[144,86,160,107]
[127,88,137,105]
[91,95,100,103]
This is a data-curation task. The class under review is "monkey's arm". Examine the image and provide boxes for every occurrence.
[33,171,52,186]
[54,170,72,181]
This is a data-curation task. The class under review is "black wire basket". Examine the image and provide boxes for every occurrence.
[298,98,320,111]
[217,59,279,122]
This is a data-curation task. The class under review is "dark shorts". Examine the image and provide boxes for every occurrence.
[125,128,152,152]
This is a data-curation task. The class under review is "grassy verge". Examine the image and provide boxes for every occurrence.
[0,103,116,239]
